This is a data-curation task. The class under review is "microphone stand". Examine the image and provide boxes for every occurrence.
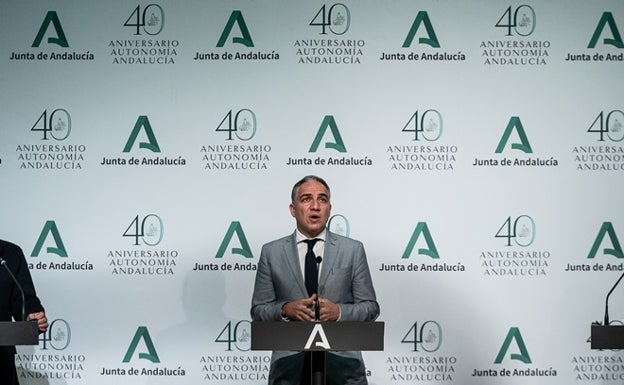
[311,256,325,385]
[604,271,624,325]
[0,257,26,321]
[314,256,322,322]
[0,257,39,347]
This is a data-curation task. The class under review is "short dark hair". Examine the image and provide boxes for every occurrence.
[291,175,331,203]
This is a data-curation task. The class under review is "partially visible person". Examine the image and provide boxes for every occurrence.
[251,175,379,385]
[0,239,48,385]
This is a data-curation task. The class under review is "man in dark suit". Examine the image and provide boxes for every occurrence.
[251,175,379,385]
[0,240,48,385]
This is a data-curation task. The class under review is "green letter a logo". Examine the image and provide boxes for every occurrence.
[31,220,68,258]
[495,116,533,154]
[217,10,254,47]
[588,12,624,49]
[123,115,161,153]
[123,326,160,363]
[402,222,440,259]
[309,115,347,153]
[495,327,532,364]
[32,11,69,47]
[215,221,253,259]
[402,11,440,48]
[588,222,624,259]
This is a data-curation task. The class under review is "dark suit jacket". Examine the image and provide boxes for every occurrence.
[251,230,379,385]
[0,240,44,355]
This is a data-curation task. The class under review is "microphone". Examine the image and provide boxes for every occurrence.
[315,256,322,321]
[604,271,624,325]
[0,257,26,322]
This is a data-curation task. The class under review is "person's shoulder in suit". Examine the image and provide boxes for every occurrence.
[262,234,294,249]
[0,239,24,260]
[328,231,364,247]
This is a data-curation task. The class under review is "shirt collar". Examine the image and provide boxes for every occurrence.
[295,228,327,243]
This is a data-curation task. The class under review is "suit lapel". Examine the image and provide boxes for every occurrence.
[282,232,308,297]
[319,231,339,289]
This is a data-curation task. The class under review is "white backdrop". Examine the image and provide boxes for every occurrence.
[1,1,624,384]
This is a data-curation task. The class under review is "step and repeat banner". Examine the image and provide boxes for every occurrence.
[1,1,624,384]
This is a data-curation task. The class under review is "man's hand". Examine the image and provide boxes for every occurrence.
[281,295,340,322]
[27,311,48,333]
[281,295,316,322]
[318,297,340,322]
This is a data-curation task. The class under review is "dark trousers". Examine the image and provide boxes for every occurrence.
[0,351,19,385]
[272,352,364,385]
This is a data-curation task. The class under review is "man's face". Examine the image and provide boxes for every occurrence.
[289,181,331,238]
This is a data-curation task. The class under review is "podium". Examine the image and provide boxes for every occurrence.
[251,321,384,385]
[0,321,39,346]
[591,323,624,349]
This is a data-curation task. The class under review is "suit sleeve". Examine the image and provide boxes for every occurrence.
[250,244,288,321]
[337,242,380,322]
[10,243,44,320]
[0,242,44,356]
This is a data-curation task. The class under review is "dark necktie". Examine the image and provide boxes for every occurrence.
[304,239,319,296]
